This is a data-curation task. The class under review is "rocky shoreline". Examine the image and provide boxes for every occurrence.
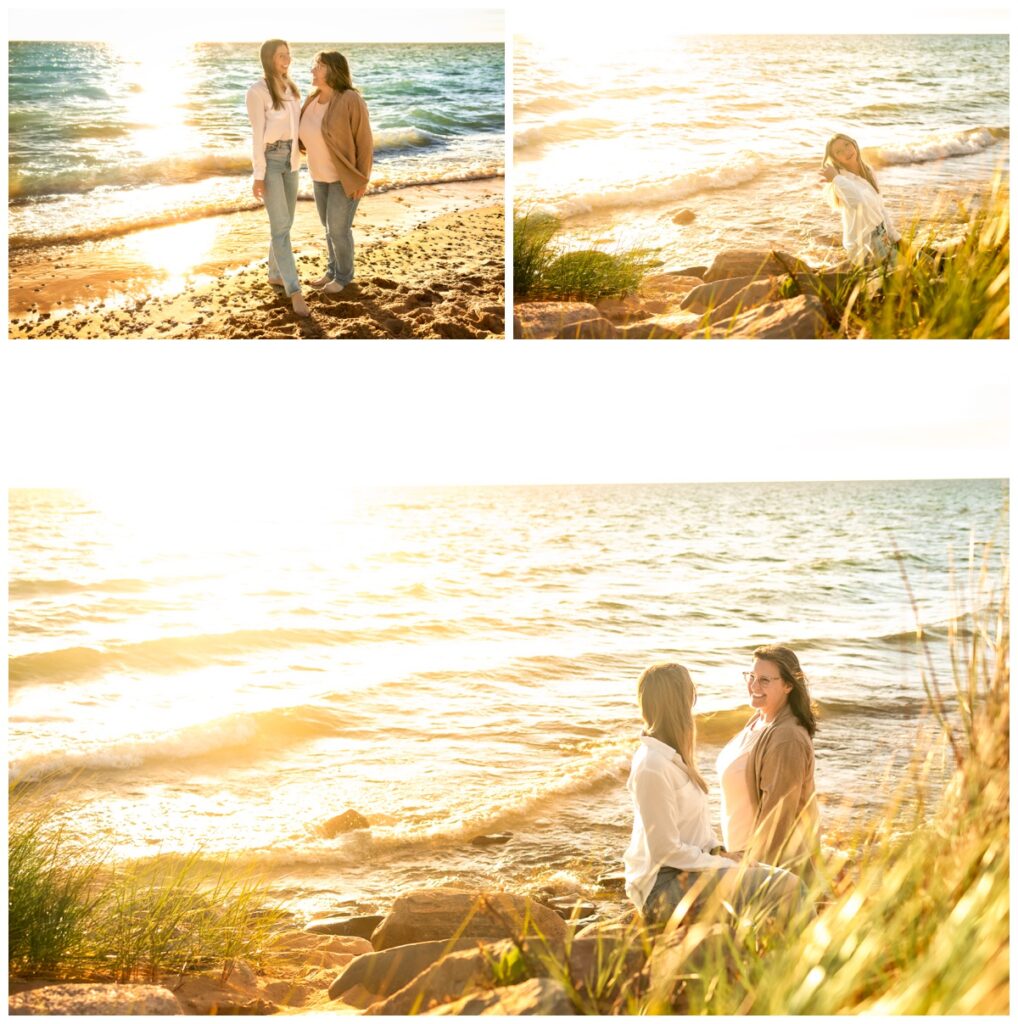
[9,878,643,1016]
[514,248,864,340]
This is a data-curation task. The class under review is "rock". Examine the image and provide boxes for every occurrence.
[513,302,603,339]
[372,889,567,951]
[512,314,524,338]
[680,274,760,313]
[595,872,627,892]
[554,317,618,339]
[689,294,830,339]
[672,209,695,225]
[470,833,513,847]
[273,929,373,955]
[701,277,780,324]
[362,945,496,1015]
[9,984,182,1015]
[795,272,856,303]
[544,894,599,921]
[424,977,576,1016]
[670,265,708,279]
[565,935,647,997]
[307,914,384,939]
[703,249,813,283]
[329,938,480,1007]
[320,809,369,837]
[573,909,641,941]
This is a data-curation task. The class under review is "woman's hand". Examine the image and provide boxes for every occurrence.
[352,186,367,200]
[820,165,838,183]
[253,180,266,201]
[719,850,743,862]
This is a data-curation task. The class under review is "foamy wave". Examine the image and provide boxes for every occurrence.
[545,152,766,218]
[374,127,442,151]
[9,705,349,783]
[866,126,1008,167]
[514,117,621,155]
[10,576,152,598]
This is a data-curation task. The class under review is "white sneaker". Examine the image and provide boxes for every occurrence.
[323,280,345,294]
[310,274,333,289]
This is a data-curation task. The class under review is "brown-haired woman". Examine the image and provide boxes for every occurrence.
[820,132,899,265]
[245,39,309,317]
[625,662,809,928]
[716,645,819,880]
[298,51,373,294]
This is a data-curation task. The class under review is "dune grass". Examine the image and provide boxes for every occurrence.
[7,808,285,984]
[514,211,657,302]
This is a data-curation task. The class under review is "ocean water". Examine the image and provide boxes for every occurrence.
[8,481,1007,915]
[514,34,1009,269]
[8,41,504,249]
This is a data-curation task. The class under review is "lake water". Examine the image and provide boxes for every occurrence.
[8,480,1007,917]
[514,34,1009,269]
[9,41,505,250]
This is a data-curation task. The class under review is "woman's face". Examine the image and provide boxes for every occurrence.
[272,45,291,78]
[746,659,793,718]
[831,137,860,171]
[311,59,328,89]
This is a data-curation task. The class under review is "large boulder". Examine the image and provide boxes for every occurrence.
[328,938,480,1007]
[688,294,830,339]
[680,275,760,313]
[362,945,497,1015]
[424,977,577,1015]
[703,249,811,282]
[170,976,278,1016]
[700,277,780,325]
[9,984,182,1016]
[555,317,618,339]
[371,889,567,951]
[618,313,701,339]
[514,302,603,339]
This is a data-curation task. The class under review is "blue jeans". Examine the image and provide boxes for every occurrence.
[644,863,812,928]
[312,180,361,286]
[263,141,300,296]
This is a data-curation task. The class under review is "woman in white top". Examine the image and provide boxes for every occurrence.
[245,39,309,317]
[821,133,900,266]
[624,662,809,929]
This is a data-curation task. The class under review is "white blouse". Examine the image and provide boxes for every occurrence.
[825,170,900,265]
[716,721,764,853]
[623,735,731,912]
[245,78,302,180]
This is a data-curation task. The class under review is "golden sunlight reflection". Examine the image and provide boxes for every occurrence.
[123,217,223,282]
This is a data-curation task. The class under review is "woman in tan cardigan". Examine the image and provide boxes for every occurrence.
[298,51,373,294]
[715,645,819,881]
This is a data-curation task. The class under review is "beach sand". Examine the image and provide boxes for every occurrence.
[9,179,504,340]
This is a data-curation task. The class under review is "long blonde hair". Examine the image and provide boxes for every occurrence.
[637,663,708,793]
[823,132,880,193]
[259,39,300,110]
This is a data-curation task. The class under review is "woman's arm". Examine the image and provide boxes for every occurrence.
[350,94,373,197]
[245,85,267,196]
[748,738,810,866]
[633,769,732,872]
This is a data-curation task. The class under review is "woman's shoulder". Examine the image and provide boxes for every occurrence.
[247,78,269,97]
[769,713,814,749]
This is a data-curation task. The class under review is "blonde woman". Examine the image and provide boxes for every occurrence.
[624,662,809,928]
[298,51,373,294]
[821,133,900,266]
[716,645,819,880]
[245,39,309,317]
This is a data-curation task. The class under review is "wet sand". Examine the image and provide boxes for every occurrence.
[9,179,504,340]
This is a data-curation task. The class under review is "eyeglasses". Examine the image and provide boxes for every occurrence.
[743,672,783,686]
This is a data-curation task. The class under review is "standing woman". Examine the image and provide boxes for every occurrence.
[716,645,819,880]
[299,52,373,294]
[246,39,309,317]
[821,132,900,266]
[625,663,809,929]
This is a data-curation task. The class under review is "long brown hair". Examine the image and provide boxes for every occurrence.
[753,644,817,737]
[313,51,356,94]
[823,133,880,193]
[260,39,299,110]
[637,663,708,793]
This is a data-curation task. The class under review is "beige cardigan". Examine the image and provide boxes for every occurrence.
[299,89,373,197]
[744,704,818,873]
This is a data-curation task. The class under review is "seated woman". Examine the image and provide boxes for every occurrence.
[624,662,809,930]
[821,133,900,266]
[716,645,820,881]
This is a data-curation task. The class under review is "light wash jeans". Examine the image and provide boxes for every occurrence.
[312,180,361,286]
[644,862,812,928]
[263,140,300,296]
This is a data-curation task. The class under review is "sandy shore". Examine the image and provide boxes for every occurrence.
[9,179,504,340]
